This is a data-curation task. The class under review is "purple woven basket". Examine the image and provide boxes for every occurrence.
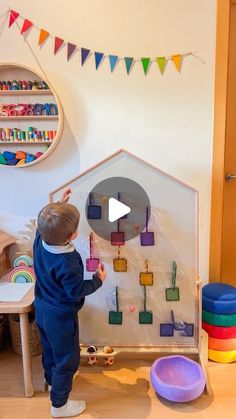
[150,355,205,402]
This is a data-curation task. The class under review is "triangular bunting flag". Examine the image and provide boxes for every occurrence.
[54,37,64,55]
[21,19,33,35]
[67,43,77,60]
[9,10,19,28]
[81,48,90,65]
[172,54,182,72]
[95,52,104,70]
[124,57,134,75]
[109,55,118,72]
[141,57,150,75]
[156,57,167,74]
[38,29,49,46]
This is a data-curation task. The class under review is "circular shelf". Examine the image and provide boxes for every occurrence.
[0,63,64,168]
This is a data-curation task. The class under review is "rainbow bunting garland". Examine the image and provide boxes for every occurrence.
[8,266,35,283]
[6,9,205,75]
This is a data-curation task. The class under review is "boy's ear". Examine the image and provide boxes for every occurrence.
[68,231,78,241]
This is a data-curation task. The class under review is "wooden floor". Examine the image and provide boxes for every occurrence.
[0,348,236,419]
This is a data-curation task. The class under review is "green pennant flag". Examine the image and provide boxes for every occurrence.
[141,57,150,75]
[124,57,134,74]
[156,57,167,75]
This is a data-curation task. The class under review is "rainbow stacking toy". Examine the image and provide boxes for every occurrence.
[202,283,236,363]
[8,266,35,283]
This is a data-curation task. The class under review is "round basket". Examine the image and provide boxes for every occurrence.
[0,315,7,351]
[9,313,42,356]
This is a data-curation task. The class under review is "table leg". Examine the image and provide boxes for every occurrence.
[19,312,34,397]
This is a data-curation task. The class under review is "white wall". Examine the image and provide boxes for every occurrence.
[0,0,216,281]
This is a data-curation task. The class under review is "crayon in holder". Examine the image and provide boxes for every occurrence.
[111,219,125,245]
[87,193,102,219]
[139,259,153,286]
[109,286,123,325]
[140,206,154,246]
[165,261,180,301]
[113,247,127,272]
[86,232,100,272]
[139,286,153,324]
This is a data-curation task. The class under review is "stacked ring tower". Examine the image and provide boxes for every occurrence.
[202,283,236,363]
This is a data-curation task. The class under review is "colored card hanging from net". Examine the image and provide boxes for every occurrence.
[160,310,194,337]
[109,286,123,325]
[87,192,102,219]
[140,206,154,246]
[139,259,153,286]
[113,246,127,272]
[165,261,180,301]
[111,219,125,245]
[117,192,128,219]
[86,232,100,272]
[139,285,153,324]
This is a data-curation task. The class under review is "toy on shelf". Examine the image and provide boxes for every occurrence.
[113,246,127,272]
[139,259,153,286]
[150,355,206,402]
[0,149,48,166]
[160,310,194,337]
[0,230,16,277]
[86,232,99,272]
[0,80,49,91]
[104,356,115,366]
[139,285,153,324]
[0,127,57,142]
[140,206,154,246]
[7,266,35,283]
[13,254,33,268]
[109,286,123,325]
[0,103,58,117]
[165,261,180,301]
[103,345,114,354]
[87,192,102,219]
[111,219,125,246]
[86,345,98,365]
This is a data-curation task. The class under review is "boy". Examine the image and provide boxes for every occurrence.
[34,189,106,418]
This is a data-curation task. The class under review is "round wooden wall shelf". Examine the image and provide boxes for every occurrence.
[0,63,64,167]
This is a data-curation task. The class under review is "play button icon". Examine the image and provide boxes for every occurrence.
[108,198,131,222]
[85,176,151,242]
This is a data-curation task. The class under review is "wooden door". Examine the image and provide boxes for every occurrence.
[221,3,236,285]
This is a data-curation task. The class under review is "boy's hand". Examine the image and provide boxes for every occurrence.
[96,263,106,282]
[60,189,72,203]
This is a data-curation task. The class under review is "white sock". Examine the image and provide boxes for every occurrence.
[51,400,86,418]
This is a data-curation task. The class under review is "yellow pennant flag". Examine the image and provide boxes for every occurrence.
[172,54,182,72]
[38,29,49,46]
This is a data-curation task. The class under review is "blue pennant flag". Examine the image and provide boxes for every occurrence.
[109,55,118,72]
[81,48,90,66]
[95,52,104,69]
[124,57,134,74]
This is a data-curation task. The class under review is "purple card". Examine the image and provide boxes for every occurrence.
[140,231,155,246]
[160,323,174,337]
[86,257,99,272]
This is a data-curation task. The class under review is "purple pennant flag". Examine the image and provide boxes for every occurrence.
[67,43,77,61]
[95,52,104,69]
[81,47,90,65]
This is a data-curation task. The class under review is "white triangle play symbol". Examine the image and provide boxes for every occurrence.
[108,198,131,222]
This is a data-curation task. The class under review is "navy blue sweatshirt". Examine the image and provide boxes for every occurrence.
[33,230,102,316]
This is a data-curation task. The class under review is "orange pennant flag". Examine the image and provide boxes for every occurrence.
[172,54,182,72]
[38,29,49,46]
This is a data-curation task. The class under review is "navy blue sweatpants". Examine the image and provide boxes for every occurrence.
[35,308,80,407]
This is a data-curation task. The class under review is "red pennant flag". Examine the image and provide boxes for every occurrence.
[54,37,64,55]
[38,29,49,46]
[21,19,33,34]
[67,43,77,60]
[9,10,19,28]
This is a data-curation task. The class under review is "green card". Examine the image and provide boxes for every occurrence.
[165,287,180,301]
[109,311,123,325]
[139,311,153,324]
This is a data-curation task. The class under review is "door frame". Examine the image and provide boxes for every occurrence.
[209,0,231,281]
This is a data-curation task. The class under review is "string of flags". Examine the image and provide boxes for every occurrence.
[8,9,204,75]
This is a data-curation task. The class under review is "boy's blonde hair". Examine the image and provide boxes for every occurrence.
[38,202,80,245]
